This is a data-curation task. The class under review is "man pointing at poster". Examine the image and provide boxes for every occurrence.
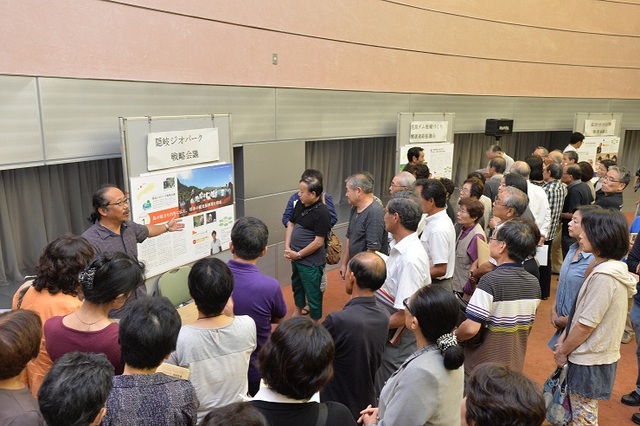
[82,184,184,259]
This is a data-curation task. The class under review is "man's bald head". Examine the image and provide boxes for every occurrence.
[510,161,531,180]
[348,252,387,292]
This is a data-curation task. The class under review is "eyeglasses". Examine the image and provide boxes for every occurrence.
[603,175,619,183]
[402,297,414,315]
[493,199,506,206]
[489,235,503,243]
[107,198,129,207]
[390,182,406,188]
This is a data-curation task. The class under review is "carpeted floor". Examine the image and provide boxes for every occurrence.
[281,268,639,425]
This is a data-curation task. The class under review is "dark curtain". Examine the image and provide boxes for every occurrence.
[620,130,640,173]
[451,132,557,186]
[0,159,124,285]
[306,137,396,204]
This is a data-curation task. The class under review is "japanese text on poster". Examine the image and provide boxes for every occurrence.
[147,128,220,171]
[584,119,616,137]
[130,162,234,277]
[409,121,449,143]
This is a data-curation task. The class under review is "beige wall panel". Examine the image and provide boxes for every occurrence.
[611,100,640,130]
[414,0,640,36]
[512,98,612,131]
[240,193,295,246]
[2,0,639,98]
[238,140,305,198]
[276,90,409,139]
[410,94,515,133]
[0,76,44,168]
[121,0,640,66]
[38,78,275,162]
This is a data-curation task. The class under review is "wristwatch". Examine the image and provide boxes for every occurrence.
[164,222,170,232]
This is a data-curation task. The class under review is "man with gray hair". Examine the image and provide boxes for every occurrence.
[486,144,514,172]
[458,219,541,374]
[510,161,550,244]
[484,157,507,203]
[339,172,388,280]
[389,171,416,195]
[532,146,549,159]
[595,165,629,210]
[540,162,567,299]
[471,186,534,282]
[374,195,430,395]
[545,149,563,166]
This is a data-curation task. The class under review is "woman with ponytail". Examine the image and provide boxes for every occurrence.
[43,252,144,375]
[359,285,464,426]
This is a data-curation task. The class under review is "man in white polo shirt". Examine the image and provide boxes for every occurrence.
[415,179,456,291]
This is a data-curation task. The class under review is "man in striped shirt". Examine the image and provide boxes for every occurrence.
[457,219,541,375]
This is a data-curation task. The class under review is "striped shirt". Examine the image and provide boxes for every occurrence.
[464,264,541,374]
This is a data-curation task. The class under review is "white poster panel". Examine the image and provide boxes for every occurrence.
[409,121,449,143]
[398,142,454,178]
[424,142,454,179]
[576,139,599,171]
[580,136,621,171]
[130,162,234,277]
[147,128,220,171]
[584,119,616,137]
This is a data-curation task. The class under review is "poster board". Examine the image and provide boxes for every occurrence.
[397,113,455,178]
[574,113,623,168]
[120,115,234,278]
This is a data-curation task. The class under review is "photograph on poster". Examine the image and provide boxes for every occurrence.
[130,162,235,277]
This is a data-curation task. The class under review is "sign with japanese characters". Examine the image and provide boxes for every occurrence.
[584,119,616,137]
[409,121,449,143]
[147,128,220,171]
[130,162,234,277]
[399,142,454,178]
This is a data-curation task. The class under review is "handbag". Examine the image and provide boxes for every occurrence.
[543,364,572,426]
[320,193,342,265]
[325,230,342,265]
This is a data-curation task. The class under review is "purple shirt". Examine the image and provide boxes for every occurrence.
[228,259,287,383]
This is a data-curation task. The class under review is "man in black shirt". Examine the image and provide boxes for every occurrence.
[595,165,629,211]
[284,175,331,321]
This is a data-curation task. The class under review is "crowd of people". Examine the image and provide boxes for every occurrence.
[1,132,638,426]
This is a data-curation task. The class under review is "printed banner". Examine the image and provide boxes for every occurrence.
[130,162,234,277]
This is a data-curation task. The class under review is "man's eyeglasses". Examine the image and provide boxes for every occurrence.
[107,198,129,207]
[603,175,619,183]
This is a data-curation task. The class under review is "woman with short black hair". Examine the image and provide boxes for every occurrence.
[359,285,464,425]
[553,208,636,424]
[251,317,356,426]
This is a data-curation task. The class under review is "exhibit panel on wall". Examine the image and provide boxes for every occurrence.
[120,114,234,278]
[574,113,623,168]
[397,112,455,178]
[130,162,234,278]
